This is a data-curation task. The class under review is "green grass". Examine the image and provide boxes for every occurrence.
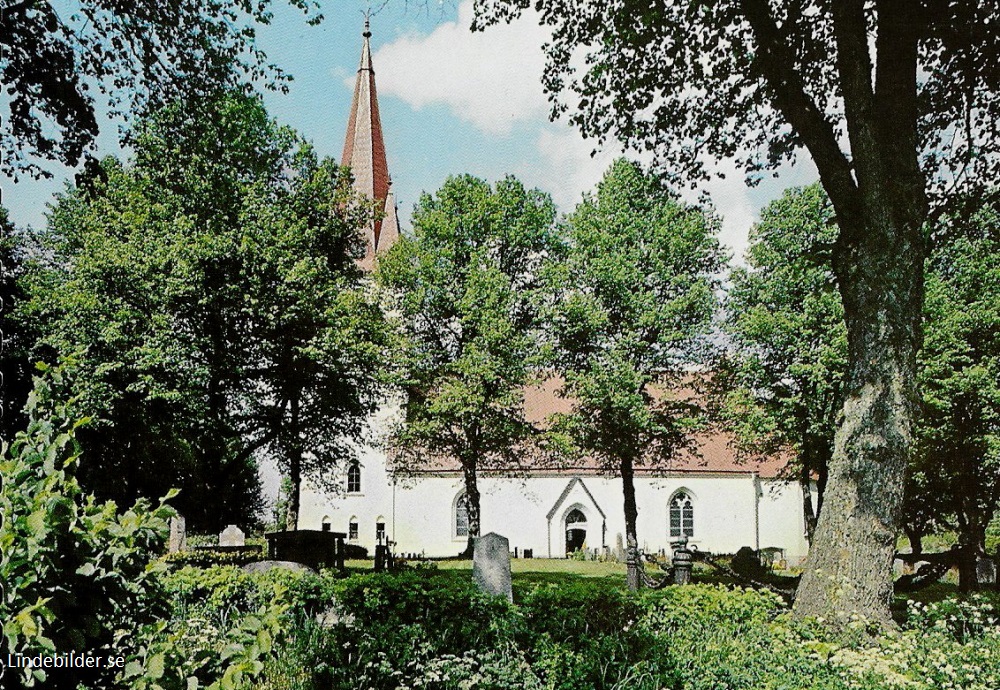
[345,557,627,579]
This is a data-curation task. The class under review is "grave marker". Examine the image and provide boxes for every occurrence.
[168,515,186,553]
[473,532,513,602]
[219,524,245,547]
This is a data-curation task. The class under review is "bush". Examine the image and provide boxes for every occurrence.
[0,363,175,689]
[144,565,1000,690]
[162,547,264,569]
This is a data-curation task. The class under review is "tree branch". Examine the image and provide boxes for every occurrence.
[740,0,860,230]
[873,0,928,227]
[831,0,880,201]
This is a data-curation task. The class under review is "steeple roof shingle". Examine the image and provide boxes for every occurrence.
[342,20,400,269]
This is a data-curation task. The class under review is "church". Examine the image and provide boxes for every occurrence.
[297,24,811,566]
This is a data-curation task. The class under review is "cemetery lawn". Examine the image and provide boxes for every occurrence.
[345,556,628,578]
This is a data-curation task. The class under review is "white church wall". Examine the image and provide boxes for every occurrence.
[297,400,810,563]
[757,479,810,564]
[301,458,810,562]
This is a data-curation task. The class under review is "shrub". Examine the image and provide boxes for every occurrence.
[0,363,175,689]
[162,548,264,569]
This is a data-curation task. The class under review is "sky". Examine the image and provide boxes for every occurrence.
[3,0,820,263]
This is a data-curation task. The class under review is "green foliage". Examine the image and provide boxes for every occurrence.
[546,159,724,468]
[0,361,174,689]
[913,202,1000,555]
[2,0,321,178]
[377,174,559,548]
[22,91,388,529]
[0,207,33,439]
[722,184,846,536]
[110,565,1000,690]
[162,549,264,569]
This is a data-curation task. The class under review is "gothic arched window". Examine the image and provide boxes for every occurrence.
[347,462,361,493]
[455,492,470,538]
[669,491,694,538]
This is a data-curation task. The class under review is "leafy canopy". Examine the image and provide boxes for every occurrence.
[474,1,1000,203]
[22,92,386,528]
[1,0,321,179]
[546,158,725,468]
[377,174,559,469]
[722,184,846,505]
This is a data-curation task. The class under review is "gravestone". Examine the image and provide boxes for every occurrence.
[977,555,997,586]
[219,524,245,547]
[168,515,186,553]
[614,533,626,562]
[473,532,513,602]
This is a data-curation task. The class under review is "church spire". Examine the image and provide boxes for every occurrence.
[342,18,400,269]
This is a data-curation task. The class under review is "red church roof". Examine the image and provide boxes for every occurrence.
[393,376,793,480]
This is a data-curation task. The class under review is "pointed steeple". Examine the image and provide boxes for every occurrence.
[342,19,400,269]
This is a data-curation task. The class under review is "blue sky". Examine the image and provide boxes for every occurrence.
[3,0,818,262]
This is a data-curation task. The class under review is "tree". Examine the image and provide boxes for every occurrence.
[545,159,724,590]
[22,92,387,530]
[722,184,846,543]
[1,207,34,440]
[377,174,558,556]
[0,0,320,180]
[475,0,1000,626]
[724,184,1000,590]
[911,201,1000,590]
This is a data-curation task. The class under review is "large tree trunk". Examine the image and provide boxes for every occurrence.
[793,204,924,625]
[787,2,927,627]
[620,457,642,591]
[461,456,481,557]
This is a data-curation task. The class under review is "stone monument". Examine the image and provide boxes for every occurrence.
[473,532,513,602]
[977,554,997,587]
[168,515,186,553]
[219,524,245,547]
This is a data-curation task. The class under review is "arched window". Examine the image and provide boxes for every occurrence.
[455,492,470,538]
[669,491,694,538]
[348,517,359,541]
[347,462,361,493]
[321,516,331,532]
[565,508,587,526]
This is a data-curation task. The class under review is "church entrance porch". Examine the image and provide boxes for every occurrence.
[564,508,587,554]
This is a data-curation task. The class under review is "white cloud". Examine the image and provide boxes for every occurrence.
[371,0,782,256]
[370,2,549,135]
[683,160,757,265]
[519,124,622,214]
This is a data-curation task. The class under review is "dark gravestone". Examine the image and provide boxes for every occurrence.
[732,547,767,580]
[473,532,513,602]
[977,555,997,586]
[265,530,346,571]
